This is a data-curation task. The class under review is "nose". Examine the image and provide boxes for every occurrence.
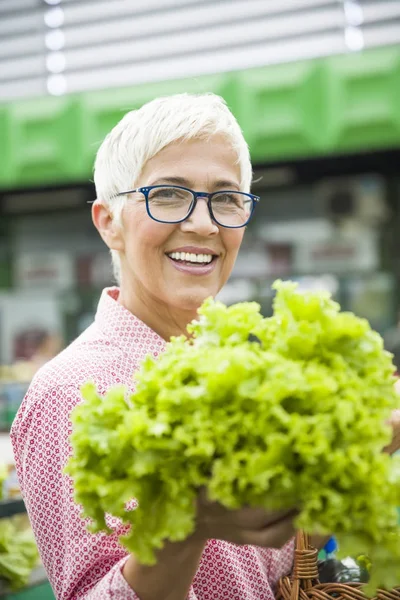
[180,197,219,236]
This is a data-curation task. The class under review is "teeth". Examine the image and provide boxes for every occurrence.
[168,252,214,264]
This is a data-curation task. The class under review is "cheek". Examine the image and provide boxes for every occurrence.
[123,208,176,257]
[223,230,244,260]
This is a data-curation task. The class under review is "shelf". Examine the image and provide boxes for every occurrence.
[0,566,48,598]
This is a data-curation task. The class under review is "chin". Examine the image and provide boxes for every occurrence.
[171,288,216,314]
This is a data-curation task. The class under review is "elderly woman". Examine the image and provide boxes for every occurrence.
[11,93,297,600]
[10,93,399,600]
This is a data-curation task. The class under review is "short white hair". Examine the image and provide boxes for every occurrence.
[93,92,253,284]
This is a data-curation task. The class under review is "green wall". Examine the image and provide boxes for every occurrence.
[1,46,400,190]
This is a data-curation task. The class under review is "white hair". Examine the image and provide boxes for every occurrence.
[93,92,253,284]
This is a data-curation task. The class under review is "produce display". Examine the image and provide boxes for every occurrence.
[0,516,39,591]
[66,281,400,594]
[0,463,39,591]
[0,464,6,500]
[0,364,31,431]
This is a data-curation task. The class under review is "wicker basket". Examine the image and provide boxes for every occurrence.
[276,531,400,600]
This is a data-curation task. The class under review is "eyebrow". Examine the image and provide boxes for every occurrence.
[149,176,240,190]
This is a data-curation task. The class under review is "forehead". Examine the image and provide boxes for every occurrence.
[139,135,241,185]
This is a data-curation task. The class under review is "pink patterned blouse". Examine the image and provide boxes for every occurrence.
[11,287,294,600]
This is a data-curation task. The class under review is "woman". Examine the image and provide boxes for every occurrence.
[11,93,296,600]
[10,93,399,600]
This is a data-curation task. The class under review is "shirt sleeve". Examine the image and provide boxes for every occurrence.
[11,380,199,600]
[265,538,295,591]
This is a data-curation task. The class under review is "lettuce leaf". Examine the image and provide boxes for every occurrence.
[0,518,39,590]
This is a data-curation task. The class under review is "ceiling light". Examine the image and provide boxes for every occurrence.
[46,52,66,73]
[45,30,65,51]
[344,27,364,51]
[343,1,364,27]
[44,7,64,28]
[47,74,67,95]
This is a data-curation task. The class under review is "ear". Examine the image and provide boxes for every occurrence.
[92,201,125,252]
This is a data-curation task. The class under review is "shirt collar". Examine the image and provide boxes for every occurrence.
[94,287,166,356]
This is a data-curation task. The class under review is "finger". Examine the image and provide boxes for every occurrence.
[196,490,229,520]
[197,488,230,513]
[388,409,400,424]
[241,514,297,549]
[197,489,298,528]
[233,506,297,530]
[197,487,212,506]
[384,409,400,454]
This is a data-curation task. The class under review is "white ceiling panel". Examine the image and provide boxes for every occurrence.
[64,32,345,94]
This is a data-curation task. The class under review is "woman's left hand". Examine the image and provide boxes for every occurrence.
[384,405,400,456]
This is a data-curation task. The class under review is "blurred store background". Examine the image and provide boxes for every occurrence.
[0,0,400,596]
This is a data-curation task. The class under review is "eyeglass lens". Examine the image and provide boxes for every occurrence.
[147,187,252,226]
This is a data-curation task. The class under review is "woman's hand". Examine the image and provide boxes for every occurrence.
[123,492,297,600]
[385,408,400,455]
[195,488,297,549]
[384,380,400,455]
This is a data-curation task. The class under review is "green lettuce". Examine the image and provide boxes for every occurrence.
[0,518,39,590]
[66,280,400,593]
[0,464,7,501]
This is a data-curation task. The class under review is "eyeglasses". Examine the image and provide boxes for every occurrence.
[116,185,260,228]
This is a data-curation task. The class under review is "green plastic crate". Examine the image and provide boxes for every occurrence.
[3,581,55,600]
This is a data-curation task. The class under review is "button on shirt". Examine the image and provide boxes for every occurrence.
[11,287,294,600]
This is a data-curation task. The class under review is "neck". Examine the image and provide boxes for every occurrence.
[117,282,198,342]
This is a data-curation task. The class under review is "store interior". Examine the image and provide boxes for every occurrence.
[1,145,400,598]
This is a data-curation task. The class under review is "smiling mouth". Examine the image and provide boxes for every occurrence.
[166,251,217,265]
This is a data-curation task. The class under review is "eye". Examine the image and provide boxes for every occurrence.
[151,188,175,199]
[149,187,189,201]
[212,192,245,208]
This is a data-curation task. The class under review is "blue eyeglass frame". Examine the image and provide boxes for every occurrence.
[116,184,260,229]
